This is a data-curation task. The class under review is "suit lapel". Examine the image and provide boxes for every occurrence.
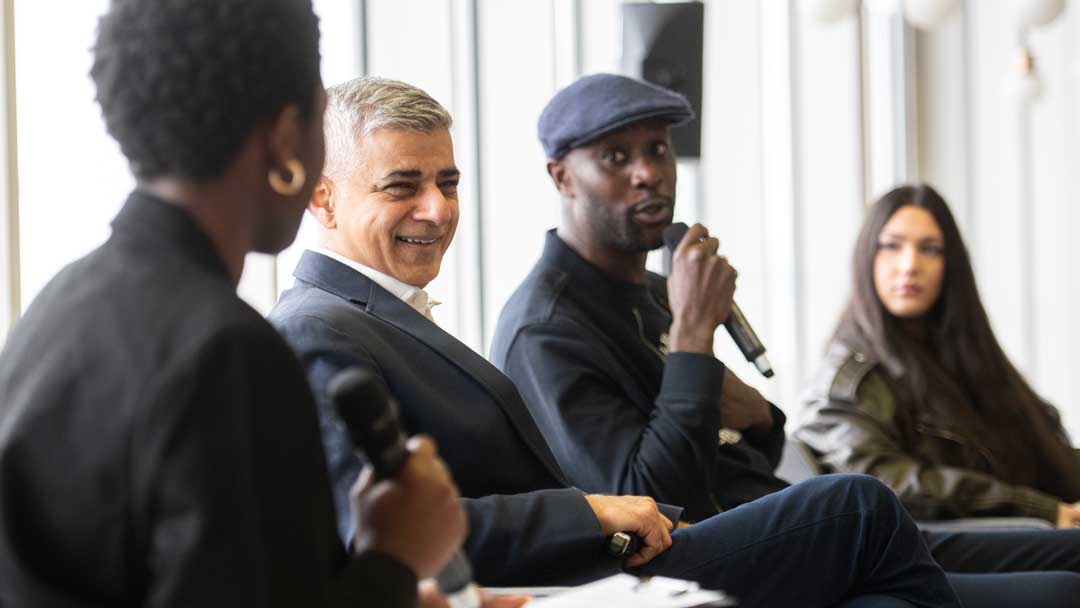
[293,251,571,486]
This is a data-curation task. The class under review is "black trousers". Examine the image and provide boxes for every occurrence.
[926,528,1080,607]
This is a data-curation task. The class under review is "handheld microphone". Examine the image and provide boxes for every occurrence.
[662,222,774,378]
[329,367,482,608]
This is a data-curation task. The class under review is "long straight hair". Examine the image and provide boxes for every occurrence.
[834,184,1080,495]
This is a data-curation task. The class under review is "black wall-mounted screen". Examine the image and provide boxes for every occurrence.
[621,1,705,158]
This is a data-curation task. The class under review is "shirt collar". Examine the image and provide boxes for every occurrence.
[311,248,441,318]
[541,230,655,301]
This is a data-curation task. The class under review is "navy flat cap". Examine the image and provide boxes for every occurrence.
[538,73,694,159]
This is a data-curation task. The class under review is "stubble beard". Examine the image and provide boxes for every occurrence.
[585,204,666,254]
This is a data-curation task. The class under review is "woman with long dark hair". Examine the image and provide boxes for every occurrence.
[797,184,1080,599]
[798,184,1080,527]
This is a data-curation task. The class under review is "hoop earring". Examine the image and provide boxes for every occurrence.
[268,159,306,196]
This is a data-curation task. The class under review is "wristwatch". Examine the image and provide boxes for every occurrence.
[606,531,641,558]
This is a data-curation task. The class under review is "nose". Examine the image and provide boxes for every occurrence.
[413,185,455,226]
[898,244,920,275]
[630,155,663,190]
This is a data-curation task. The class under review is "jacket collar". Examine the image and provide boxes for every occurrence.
[540,229,667,306]
[110,190,230,281]
[292,250,572,486]
[292,249,377,304]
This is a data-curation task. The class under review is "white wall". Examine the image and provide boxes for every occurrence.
[917,0,1080,440]
[0,0,17,338]
[14,0,132,313]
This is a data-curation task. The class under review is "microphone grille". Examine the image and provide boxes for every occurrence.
[328,367,387,427]
[328,367,409,479]
[662,222,689,252]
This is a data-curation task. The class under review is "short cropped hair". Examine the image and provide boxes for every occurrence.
[323,77,453,180]
[91,0,321,180]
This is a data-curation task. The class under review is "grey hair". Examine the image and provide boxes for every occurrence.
[323,76,453,180]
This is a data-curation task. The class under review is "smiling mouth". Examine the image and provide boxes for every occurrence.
[395,235,439,246]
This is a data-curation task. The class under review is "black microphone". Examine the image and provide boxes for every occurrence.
[662,222,774,378]
[329,367,482,608]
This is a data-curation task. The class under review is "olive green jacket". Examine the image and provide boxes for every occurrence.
[795,342,1077,523]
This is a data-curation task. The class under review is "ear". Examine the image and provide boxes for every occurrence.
[547,159,575,198]
[266,103,303,180]
[309,175,337,229]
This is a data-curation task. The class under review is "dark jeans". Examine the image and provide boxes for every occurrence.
[926,527,1080,572]
[946,572,1080,607]
[634,474,960,608]
[928,528,1080,608]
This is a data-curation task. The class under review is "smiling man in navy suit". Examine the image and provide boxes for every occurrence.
[268,75,962,608]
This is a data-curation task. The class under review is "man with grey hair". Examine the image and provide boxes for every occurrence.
[312,76,459,294]
[270,76,962,607]
[272,76,612,586]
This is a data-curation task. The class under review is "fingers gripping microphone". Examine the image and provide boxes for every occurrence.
[662,222,774,378]
[329,368,482,608]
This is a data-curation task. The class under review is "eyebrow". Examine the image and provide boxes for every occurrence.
[378,167,461,180]
[879,231,943,242]
[378,169,422,180]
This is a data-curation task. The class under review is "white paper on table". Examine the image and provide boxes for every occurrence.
[527,574,736,607]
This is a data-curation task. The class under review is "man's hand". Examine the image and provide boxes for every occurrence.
[418,580,531,608]
[1056,503,1080,528]
[666,224,737,354]
[719,368,773,431]
[584,494,673,567]
[351,435,467,579]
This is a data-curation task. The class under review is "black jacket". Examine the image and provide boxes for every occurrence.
[0,193,415,607]
[269,250,648,586]
[490,231,788,522]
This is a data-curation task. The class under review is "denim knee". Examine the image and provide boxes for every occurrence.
[839,473,894,498]
[802,473,895,503]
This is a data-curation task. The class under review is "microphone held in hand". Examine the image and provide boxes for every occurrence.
[329,368,482,608]
[662,222,774,378]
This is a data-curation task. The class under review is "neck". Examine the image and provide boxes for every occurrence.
[901,317,931,344]
[556,224,648,285]
[139,178,256,286]
[318,235,364,268]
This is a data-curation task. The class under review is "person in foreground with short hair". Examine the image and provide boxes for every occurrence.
[489,74,1080,607]
[0,1,465,606]
[270,74,962,608]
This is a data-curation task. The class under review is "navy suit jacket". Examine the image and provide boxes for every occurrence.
[269,251,636,586]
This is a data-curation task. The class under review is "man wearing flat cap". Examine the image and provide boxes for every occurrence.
[271,75,961,608]
[491,73,1080,607]
[492,73,788,522]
